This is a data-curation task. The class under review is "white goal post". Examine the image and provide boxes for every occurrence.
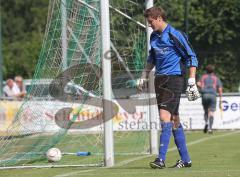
[102,0,156,167]
[101,0,114,167]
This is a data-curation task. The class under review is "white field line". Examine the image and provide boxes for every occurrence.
[116,130,240,167]
[54,130,240,177]
[63,169,240,176]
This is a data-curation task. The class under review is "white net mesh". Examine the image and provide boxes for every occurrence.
[0,0,151,167]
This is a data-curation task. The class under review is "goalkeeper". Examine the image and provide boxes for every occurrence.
[137,6,199,168]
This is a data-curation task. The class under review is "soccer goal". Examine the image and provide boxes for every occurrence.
[0,0,157,168]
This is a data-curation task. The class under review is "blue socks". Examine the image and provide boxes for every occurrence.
[158,122,191,163]
[158,122,173,161]
[172,124,191,162]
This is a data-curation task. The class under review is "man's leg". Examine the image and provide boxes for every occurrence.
[202,96,209,133]
[208,111,214,133]
[203,108,208,133]
[151,75,184,168]
[172,115,191,164]
[208,95,216,134]
[158,109,172,161]
[150,109,172,169]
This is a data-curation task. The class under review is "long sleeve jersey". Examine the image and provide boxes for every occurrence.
[147,24,198,75]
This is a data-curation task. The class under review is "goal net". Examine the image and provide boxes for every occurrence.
[0,0,151,168]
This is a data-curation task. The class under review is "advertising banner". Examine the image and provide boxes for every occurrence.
[0,95,239,134]
[179,96,240,130]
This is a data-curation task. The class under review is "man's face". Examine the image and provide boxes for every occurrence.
[15,80,23,87]
[146,16,163,31]
[7,80,14,88]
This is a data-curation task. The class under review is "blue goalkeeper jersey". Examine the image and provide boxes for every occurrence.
[147,24,198,75]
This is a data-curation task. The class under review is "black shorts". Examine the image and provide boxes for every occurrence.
[154,75,184,115]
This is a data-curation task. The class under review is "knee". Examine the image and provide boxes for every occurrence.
[159,109,172,122]
[172,115,180,129]
[208,111,214,117]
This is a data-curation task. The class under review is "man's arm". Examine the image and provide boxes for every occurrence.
[186,66,200,101]
[136,62,154,91]
[217,78,223,97]
[186,68,200,101]
[218,83,223,118]
[169,31,198,68]
[218,87,223,96]
[188,66,197,85]
[189,67,196,78]
[170,31,200,101]
[141,62,155,79]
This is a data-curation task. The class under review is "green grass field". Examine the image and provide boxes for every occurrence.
[1,130,240,177]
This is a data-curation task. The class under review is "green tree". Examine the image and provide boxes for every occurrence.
[1,0,49,79]
[156,0,240,92]
[189,0,240,92]
[1,0,240,92]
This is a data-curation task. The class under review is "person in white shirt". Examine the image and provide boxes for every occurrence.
[14,75,26,97]
[3,79,21,98]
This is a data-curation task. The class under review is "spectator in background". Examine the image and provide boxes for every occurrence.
[197,64,223,134]
[3,79,21,98]
[14,75,26,97]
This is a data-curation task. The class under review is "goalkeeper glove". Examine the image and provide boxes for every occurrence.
[136,77,148,92]
[186,78,200,101]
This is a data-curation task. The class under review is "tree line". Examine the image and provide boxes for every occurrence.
[1,0,240,92]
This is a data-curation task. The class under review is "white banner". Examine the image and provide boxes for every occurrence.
[113,95,240,130]
[1,95,240,134]
[179,96,240,130]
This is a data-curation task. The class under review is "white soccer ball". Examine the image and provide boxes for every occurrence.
[46,148,62,162]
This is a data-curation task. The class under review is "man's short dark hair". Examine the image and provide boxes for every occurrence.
[206,64,215,74]
[144,7,167,21]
